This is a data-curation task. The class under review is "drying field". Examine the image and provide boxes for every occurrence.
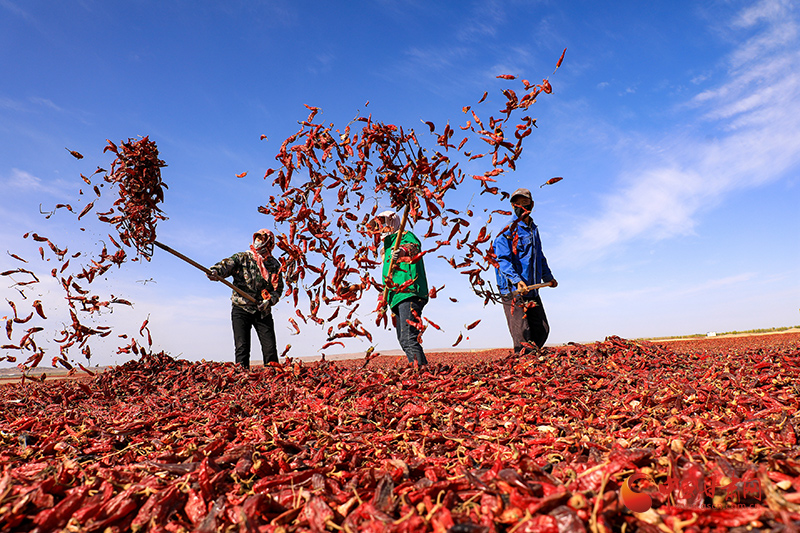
[1,331,799,532]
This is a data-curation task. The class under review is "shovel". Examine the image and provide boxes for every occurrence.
[153,241,257,304]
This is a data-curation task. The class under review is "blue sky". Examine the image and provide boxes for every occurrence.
[2,0,799,368]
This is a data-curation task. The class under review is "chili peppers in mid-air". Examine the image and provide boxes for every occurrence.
[255,51,569,351]
[101,137,168,258]
[540,176,563,188]
[3,49,569,367]
[2,137,166,372]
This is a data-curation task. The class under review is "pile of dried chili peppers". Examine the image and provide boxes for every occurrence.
[2,333,798,531]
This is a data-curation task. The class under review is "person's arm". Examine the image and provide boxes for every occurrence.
[392,233,421,262]
[208,254,239,280]
[541,255,555,283]
[540,254,557,287]
[493,233,523,286]
[269,267,283,305]
[536,233,556,286]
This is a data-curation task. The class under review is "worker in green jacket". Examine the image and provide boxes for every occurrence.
[372,210,429,367]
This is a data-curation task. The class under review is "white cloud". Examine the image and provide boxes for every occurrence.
[0,0,30,19]
[0,95,64,114]
[6,168,47,191]
[671,272,755,297]
[4,168,67,196]
[307,52,336,75]
[28,97,63,112]
[556,0,800,266]
[457,0,505,41]
[0,96,26,112]
[403,47,466,72]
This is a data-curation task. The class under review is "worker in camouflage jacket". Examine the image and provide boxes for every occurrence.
[208,229,283,369]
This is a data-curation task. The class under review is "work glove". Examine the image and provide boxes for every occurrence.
[257,300,271,314]
[207,270,221,281]
[391,246,407,261]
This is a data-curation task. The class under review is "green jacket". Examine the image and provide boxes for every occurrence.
[383,231,428,309]
[210,252,283,314]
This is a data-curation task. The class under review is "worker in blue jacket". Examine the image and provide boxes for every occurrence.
[493,187,558,353]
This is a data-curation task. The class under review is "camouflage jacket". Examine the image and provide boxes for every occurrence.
[209,252,283,314]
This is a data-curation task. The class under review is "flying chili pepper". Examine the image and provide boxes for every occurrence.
[32,300,47,320]
[540,176,563,188]
[555,48,567,71]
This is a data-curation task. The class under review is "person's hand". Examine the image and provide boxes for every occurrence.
[270,273,281,288]
[391,247,407,261]
[257,300,271,313]
[549,279,558,288]
[207,272,221,281]
[516,281,528,293]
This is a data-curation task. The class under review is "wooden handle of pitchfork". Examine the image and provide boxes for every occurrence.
[154,240,258,304]
[381,205,411,310]
[512,280,555,296]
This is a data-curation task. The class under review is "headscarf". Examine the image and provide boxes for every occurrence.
[375,210,400,234]
[250,229,275,283]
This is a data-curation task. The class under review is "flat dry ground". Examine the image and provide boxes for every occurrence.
[3,329,797,385]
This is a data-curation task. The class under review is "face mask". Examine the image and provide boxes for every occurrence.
[254,238,265,248]
[514,205,529,219]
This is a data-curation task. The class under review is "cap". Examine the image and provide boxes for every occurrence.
[510,188,532,202]
[252,229,274,251]
[253,228,272,240]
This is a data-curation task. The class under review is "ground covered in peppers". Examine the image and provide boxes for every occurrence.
[1,333,799,532]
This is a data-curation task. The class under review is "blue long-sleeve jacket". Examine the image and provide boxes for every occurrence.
[493,217,553,298]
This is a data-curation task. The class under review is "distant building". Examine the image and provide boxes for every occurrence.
[707,331,717,337]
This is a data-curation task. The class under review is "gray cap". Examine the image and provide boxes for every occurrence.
[510,187,532,202]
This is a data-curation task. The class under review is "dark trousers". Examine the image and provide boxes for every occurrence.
[392,297,428,366]
[231,306,278,369]
[502,293,550,353]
